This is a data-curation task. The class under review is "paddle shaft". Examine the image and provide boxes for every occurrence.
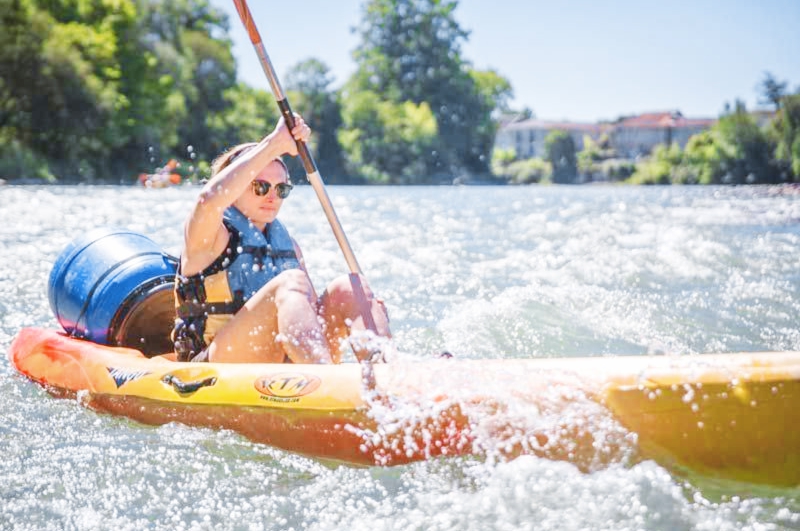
[230,0,380,343]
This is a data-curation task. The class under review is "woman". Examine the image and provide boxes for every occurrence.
[173,115,391,364]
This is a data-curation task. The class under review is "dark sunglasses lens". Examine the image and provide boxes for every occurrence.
[252,181,270,196]
[276,183,293,198]
[252,181,292,198]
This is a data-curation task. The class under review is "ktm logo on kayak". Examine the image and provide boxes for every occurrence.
[255,373,321,398]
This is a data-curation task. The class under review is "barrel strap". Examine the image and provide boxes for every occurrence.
[176,300,240,319]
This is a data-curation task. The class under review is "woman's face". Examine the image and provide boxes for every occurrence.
[233,160,289,228]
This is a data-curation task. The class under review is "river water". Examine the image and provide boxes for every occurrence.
[1,184,799,530]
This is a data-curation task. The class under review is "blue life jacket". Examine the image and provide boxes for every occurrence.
[219,206,301,299]
[172,206,301,361]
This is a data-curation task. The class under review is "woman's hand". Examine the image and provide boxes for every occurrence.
[271,114,311,157]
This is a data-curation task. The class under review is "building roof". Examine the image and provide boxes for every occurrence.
[616,111,715,129]
[498,111,718,136]
[501,119,605,133]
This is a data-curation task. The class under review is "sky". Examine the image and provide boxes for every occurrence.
[210,0,800,123]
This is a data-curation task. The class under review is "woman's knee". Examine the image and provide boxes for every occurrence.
[321,274,390,329]
[245,269,315,311]
[324,273,374,303]
[271,269,316,305]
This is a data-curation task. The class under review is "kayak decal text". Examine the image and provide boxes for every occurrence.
[255,373,321,399]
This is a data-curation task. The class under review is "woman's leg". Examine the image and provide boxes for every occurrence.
[318,273,392,362]
[207,269,332,363]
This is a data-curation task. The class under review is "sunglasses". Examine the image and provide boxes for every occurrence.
[251,180,293,199]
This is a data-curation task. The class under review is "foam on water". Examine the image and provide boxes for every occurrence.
[1,184,799,530]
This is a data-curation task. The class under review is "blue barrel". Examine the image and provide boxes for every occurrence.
[48,228,178,356]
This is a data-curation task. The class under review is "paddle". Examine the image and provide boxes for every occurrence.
[230,0,383,370]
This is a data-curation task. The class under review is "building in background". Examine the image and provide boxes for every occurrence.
[495,119,607,159]
[495,111,716,160]
[610,112,715,158]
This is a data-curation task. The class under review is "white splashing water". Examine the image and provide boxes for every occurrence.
[1,184,799,530]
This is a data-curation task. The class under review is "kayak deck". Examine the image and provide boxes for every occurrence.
[9,327,800,485]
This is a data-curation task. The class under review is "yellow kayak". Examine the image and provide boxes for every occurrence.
[9,327,800,486]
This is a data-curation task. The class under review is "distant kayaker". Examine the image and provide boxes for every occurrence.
[172,114,391,364]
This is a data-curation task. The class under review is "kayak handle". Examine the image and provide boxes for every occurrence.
[162,374,217,395]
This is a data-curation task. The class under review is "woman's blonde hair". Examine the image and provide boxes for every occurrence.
[211,143,290,180]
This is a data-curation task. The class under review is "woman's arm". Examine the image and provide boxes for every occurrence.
[181,116,308,275]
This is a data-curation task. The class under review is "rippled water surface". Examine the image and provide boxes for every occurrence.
[1,184,799,530]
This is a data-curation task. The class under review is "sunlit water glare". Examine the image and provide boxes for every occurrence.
[1,184,799,530]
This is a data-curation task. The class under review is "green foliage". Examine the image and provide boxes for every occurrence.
[793,137,800,179]
[2,0,514,184]
[0,0,137,181]
[177,29,237,160]
[0,0,46,159]
[0,0,239,182]
[4,1,794,187]
[203,83,279,179]
[627,97,796,185]
[204,84,278,147]
[682,131,723,184]
[467,68,513,172]
[597,159,636,182]
[491,147,516,167]
[544,130,577,184]
[338,90,437,183]
[352,0,467,104]
[770,92,800,180]
[133,0,236,168]
[285,59,346,182]
[576,134,631,182]
[493,156,551,184]
[713,100,777,183]
[0,136,54,182]
[576,134,601,178]
[350,0,512,177]
[577,135,599,169]
[759,72,788,111]
[628,143,683,185]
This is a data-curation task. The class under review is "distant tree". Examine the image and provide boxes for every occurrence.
[491,147,516,167]
[519,107,535,120]
[497,108,534,125]
[468,68,514,172]
[0,0,142,181]
[544,130,577,183]
[666,100,778,185]
[134,0,237,166]
[350,0,512,177]
[629,143,683,185]
[683,131,724,184]
[351,0,468,106]
[284,59,346,181]
[338,89,437,183]
[205,83,279,166]
[0,0,53,179]
[577,135,600,179]
[0,0,239,182]
[759,72,788,111]
[715,100,777,183]
[769,91,800,180]
[493,156,550,184]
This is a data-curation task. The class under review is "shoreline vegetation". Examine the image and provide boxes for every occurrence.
[492,92,800,187]
[1,1,798,186]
